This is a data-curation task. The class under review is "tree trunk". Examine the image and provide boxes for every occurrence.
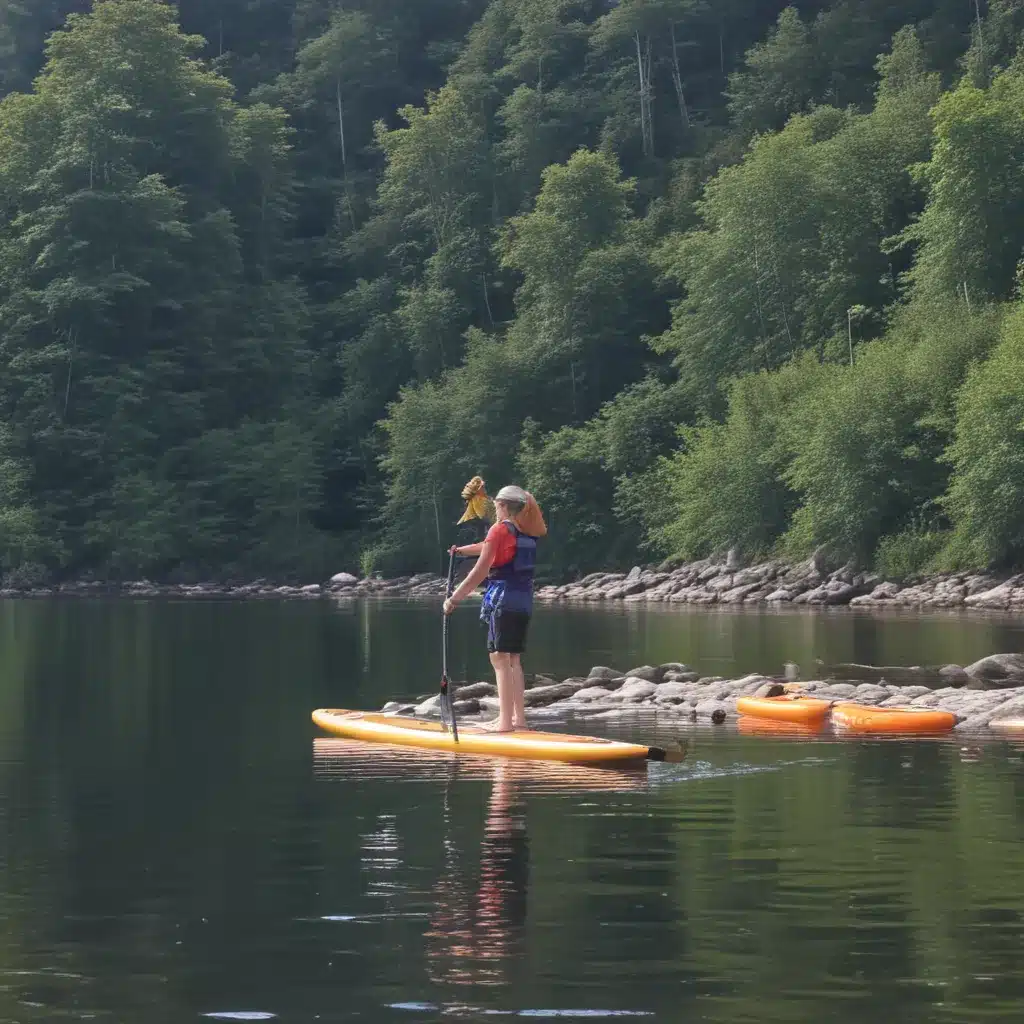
[669,22,690,132]
[635,32,653,157]
[337,78,356,231]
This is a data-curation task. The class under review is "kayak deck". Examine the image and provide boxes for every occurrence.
[311,709,663,763]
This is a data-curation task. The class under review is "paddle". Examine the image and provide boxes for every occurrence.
[440,549,459,743]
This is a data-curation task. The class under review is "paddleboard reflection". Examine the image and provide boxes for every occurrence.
[312,739,655,988]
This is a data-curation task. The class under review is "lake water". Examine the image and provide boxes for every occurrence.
[2,597,1024,1022]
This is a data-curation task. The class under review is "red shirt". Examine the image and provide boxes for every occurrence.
[485,521,517,569]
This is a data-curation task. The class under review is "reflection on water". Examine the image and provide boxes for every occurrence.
[0,599,1021,1020]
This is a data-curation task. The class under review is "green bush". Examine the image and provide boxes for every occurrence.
[873,529,947,580]
[941,305,1024,566]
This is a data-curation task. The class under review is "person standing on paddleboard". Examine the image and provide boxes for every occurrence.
[443,485,546,733]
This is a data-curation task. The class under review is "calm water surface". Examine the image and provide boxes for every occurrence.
[1,598,1024,1022]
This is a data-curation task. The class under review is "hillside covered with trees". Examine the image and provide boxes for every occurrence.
[0,0,1021,583]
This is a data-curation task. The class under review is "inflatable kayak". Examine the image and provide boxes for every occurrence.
[311,709,667,763]
[831,703,957,735]
[735,694,833,726]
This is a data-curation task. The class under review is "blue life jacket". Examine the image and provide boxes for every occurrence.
[480,521,536,619]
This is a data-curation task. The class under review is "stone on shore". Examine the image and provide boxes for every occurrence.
[330,572,359,587]
[964,653,1024,689]
[625,665,665,684]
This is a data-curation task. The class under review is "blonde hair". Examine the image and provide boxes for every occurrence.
[496,485,547,538]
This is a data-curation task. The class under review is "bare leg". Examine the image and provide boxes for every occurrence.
[480,652,515,732]
[509,653,527,730]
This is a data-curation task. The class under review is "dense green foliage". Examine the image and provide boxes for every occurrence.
[2,0,1024,581]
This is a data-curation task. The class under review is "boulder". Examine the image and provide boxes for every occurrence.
[754,682,786,698]
[585,674,627,691]
[454,682,497,699]
[663,671,700,683]
[938,665,969,688]
[653,681,693,704]
[626,565,642,581]
[964,582,1018,610]
[732,673,771,695]
[380,701,416,715]
[300,584,322,595]
[616,679,659,702]
[625,664,665,684]
[571,686,614,703]
[413,695,442,717]
[852,683,892,705]
[659,662,693,675]
[588,666,624,681]
[525,673,560,689]
[989,695,1024,725]
[453,698,481,714]
[694,699,730,722]
[329,572,359,587]
[524,681,586,706]
[964,653,1024,689]
[765,589,794,603]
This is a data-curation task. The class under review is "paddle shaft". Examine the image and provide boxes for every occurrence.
[441,550,459,742]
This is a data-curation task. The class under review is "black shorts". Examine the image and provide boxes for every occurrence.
[486,610,531,654]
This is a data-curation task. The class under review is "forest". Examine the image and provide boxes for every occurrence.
[0,0,1021,583]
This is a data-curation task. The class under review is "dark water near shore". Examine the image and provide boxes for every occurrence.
[2,598,1024,1022]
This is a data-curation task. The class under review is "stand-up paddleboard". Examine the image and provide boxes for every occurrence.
[311,709,669,763]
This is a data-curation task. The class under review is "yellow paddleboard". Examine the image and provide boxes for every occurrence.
[311,709,665,764]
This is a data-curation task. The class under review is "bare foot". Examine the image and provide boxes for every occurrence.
[478,718,515,733]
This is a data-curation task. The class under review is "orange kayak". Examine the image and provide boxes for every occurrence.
[735,695,833,725]
[831,703,957,735]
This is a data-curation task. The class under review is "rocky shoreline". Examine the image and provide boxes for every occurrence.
[385,653,1024,735]
[0,571,450,601]
[6,555,1024,609]
[534,557,1024,611]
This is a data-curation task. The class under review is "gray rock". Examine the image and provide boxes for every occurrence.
[988,695,1024,724]
[414,695,442,717]
[301,584,322,595]
[815,683,858,699]
[853,684,892,705]
[571,686,614,703]
[733,673,771,694]
[653,681,692,704]
[585,674,627,691]
[765,589,794,603]
[616,679,659,702]
[965,653,1024,689]
[659,662,693,675]
[964,582,1017,609]
[588,666,624,680]
[330,572,359,587]
[938,665,969,687]
[663,670,700,683]
[726,547,742,570]
[525,673,560,689]
[754,682,786,698]
[626,565,642,581]
[625,665,665,684]
[694,699,733,720]
[524,681,587,707]
[380,701,415,715]
[453,698,481,714]
[454,682,497,699]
